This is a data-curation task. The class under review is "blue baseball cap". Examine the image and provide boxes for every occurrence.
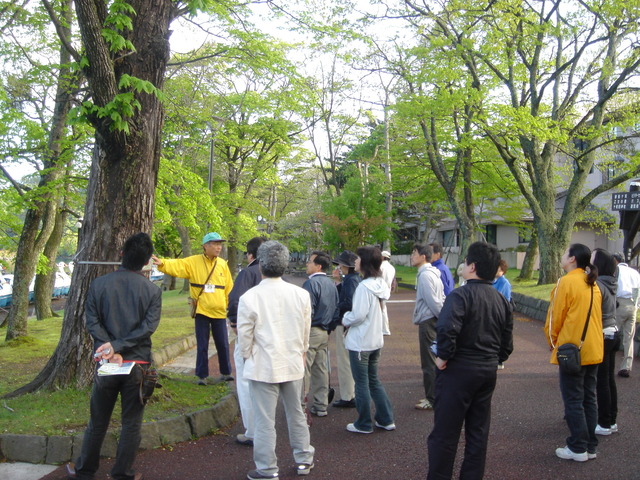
[202,232,226,244]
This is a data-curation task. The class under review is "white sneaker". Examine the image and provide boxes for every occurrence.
[595,424,611,436]
[610,423,618,433]
[375,421,396,431]
[555,446,588,462]
[346,423,372,434]
[588,452,597,460]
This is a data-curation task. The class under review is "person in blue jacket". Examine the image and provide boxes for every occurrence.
[492,259,512,301]
[430,242,454,295]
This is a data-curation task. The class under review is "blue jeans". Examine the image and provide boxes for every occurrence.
[559,364,598,454]
[75,366,146,480]
[348,349,393,431]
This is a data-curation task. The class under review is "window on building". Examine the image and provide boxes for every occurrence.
[573,138,588,152]
[518,226,532,244]
[603,155,627,183]
[612,126,624,138]
[442,229,459,248]
[485,225,497,245]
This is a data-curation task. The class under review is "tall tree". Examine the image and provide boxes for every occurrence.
[302,53,368,197]
[400,0,640,283]
[1,0,84,339]
[6,0,221,396]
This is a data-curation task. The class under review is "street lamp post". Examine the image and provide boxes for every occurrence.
[208,115,227,194]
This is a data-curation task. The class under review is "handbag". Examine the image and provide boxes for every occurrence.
[189,258,217,318]
[557,286,593,375]
[138,365,162,405]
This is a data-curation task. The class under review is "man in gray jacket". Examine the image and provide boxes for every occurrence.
[412,243,445,411]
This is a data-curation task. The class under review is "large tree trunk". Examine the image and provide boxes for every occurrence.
[517,227,538,281]
[4,0,174,396]
[537,218,565,285]
[35,206,68,319]
[227,245,239,277]
[4,186,58,340]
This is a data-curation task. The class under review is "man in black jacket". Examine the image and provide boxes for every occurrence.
[227,236,266,446]
[67,233,161,480]
[427,242,513,480]
[302,251,340,417]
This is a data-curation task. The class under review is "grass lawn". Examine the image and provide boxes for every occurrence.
[0,288,230,436]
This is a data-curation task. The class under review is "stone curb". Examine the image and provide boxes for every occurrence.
[0,334,239,465]
[152,333,197,366]
[0,393,239,465]
[512,292,549,322]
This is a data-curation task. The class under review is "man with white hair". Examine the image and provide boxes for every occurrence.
[238,241,315,479]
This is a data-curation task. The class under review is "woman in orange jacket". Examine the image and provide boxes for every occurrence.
[544,243,603,462]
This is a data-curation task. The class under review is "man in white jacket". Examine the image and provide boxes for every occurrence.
[380,250,396,335]
[237,241,315,479]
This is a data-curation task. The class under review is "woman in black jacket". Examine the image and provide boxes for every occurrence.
[591,248,620,436]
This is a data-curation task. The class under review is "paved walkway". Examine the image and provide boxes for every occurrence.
[29,286,640,479]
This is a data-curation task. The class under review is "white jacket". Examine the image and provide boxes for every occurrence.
[343,277,391,352]
[237,278,311,383]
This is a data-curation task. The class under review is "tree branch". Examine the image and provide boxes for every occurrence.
[41,0,81,63]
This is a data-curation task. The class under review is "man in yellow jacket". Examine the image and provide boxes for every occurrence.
[153,232,234,385]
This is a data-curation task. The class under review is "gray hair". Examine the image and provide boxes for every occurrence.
[258,240,289,278]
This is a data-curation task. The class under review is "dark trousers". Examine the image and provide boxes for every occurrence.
[597,332,620,428]
[75,366,145,480]
[195,314,231,378]
[418,319,437,403]
[427,362,497,480]
[559,363,598,454]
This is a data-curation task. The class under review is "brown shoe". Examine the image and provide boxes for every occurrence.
[618,369,630,378]
[65,463,77,479]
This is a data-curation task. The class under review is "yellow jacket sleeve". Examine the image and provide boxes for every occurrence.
[544,269,603,365]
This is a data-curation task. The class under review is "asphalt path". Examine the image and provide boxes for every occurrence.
[41,286,640,480]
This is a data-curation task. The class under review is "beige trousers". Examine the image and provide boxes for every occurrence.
[334,325,355,401]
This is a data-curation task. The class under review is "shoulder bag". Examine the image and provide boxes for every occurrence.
[556,286,593,375]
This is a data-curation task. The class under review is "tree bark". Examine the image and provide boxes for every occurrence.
[517,228,538,281]
[35,206,68,319]
[4,173,61,340]
[6,0,175,395]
